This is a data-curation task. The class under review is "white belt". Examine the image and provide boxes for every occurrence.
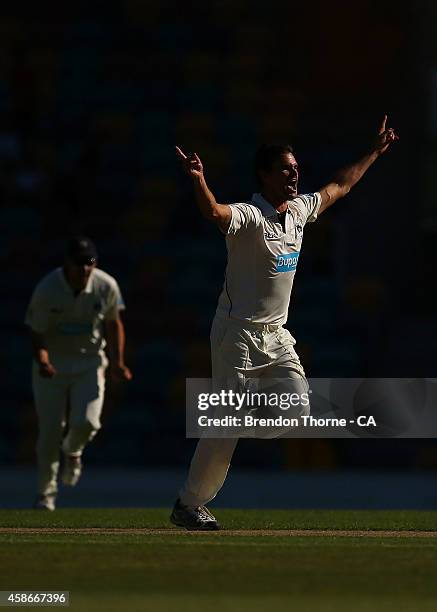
[227,316,282,332]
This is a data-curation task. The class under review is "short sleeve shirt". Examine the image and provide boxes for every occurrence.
[215,192,321,325]
[25,267,125,372]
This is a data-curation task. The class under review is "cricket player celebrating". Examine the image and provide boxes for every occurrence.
[172,116,399,530]
[25,236,132,511]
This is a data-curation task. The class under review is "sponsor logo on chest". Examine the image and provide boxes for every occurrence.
[57,322,94,336]
[264,231,280,241]
[276,252,300,272]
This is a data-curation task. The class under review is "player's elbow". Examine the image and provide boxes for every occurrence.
[209,206,226,223]
[335,182,350,198]
[207,208,220,222]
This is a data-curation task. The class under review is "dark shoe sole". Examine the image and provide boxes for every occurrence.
[170,513,221,531]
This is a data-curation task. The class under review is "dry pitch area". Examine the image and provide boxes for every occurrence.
[2,527,437,537]
[1,508,437,612]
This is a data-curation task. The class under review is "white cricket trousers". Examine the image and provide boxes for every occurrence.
[32,363,106,496]
[179,316,309,507]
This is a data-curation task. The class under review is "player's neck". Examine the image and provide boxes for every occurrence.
[260,190,288,213]
[62,266,87,295]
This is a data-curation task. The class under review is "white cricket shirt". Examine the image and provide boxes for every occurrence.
[215,192,321,325]
[25,267,125,373]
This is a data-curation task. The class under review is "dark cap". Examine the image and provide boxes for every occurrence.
[66,235,98,264]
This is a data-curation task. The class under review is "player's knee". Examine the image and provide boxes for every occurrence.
[37,427,63,448]
[70,415,101,432]
[300,403,310,418]
[36,437,60,460]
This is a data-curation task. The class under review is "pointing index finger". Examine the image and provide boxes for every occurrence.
[175,145,187,160]
[379,114,387,135]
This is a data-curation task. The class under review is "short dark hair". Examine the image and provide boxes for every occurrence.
[255,144,294,187]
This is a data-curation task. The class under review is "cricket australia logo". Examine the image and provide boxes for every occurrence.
[276,252,300,272]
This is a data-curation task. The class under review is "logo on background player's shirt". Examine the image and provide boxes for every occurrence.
[264,231,279,241]
[276,252,299,272]
[57,322,93,335]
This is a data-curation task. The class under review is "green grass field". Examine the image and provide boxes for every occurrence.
[1,509,437,612]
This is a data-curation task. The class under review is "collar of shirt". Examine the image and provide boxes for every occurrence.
[252,193,292,218]
[58,267,94,295]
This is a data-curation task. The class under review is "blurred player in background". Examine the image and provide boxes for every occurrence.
[173,116,399,530]
[25,236,132,511]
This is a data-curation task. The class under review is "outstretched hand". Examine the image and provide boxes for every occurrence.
[39,362,57,378]
[109,363,133,383]
[175,146,203,178]
[374,115,399,155]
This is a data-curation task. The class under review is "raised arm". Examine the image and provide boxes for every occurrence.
[175,146,232,231]
[318,115,399,215]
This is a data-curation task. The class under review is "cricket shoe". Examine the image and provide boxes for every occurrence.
[61,454,82,486]
[33,494,56,511]
[170,499,221,531]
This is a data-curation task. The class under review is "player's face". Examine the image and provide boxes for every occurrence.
[65,257,97,290]
[262,153,299,201]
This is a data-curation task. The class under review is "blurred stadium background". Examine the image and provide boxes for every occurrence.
[1,0,436,509]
